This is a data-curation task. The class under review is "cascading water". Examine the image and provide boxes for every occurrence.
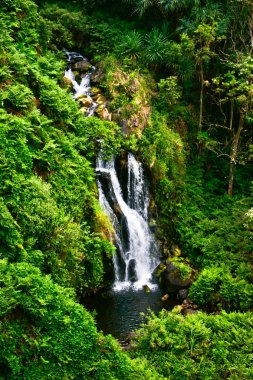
[96,153,160,291]
[64,50,98,116]
[63,52,160,289]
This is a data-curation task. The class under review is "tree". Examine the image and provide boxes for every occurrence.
[192,23,218,132]
[123,0,199,18]
[211,54,253,196]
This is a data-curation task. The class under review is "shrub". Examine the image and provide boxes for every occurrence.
[189,266,253,311]
[2,84,35,111]
[131,309,253,379]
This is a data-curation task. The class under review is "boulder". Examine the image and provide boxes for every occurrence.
[91,87,101,95]
[73,60,92,72]
[143,284,151,293]
[181,299,199,315]
[161,261,193,293]
[96,106,112,121]
[178,289,188,300]
[128,259,137,282]
[62,76,73,87]
[78,96,93,107]
[91,67,104,83]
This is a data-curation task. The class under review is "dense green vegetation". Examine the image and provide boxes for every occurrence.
[0,0,252,378]
[131,309,253,379]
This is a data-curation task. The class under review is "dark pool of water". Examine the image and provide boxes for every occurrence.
[84,285,178,346]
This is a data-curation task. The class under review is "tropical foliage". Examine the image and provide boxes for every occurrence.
[0,0,252,378]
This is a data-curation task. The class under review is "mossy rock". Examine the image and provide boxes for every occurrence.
[96,107,111,120]
[78,96,93,107]
[62,77,73,90]
[96,95,107,105]
[73,60,92,72]
[143,284,151,293]
[153,263,167,281]
[91,87,101,95]
[174,247,181,257]
[161,259,194,293]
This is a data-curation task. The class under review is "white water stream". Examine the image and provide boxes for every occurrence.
[96,154,159,291]
[64,52,98,116]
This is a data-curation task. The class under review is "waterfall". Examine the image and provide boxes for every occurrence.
[64,53,98,116]
[96,153,159,291]
[64,51,160,291]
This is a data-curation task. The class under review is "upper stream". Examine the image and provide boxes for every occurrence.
[64,50,98,116]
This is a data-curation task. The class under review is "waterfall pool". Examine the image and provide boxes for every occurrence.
[84,286,178,346]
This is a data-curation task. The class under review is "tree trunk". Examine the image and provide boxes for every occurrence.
[228,111,244,196]
[229,100,234,130]
[199,62,204,133]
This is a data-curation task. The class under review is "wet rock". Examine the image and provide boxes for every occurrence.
[161,294,169,301]
[128,259,137,282]
[143,284,151,293]
[62,76,73,89]
[153,262,167,278]
[78,95,93,107]
[162,247,170,257]
[64,50,84,63]
[181,298,199,315]
[73,60,92,72]
[91,67,104,83]
[171,244,181,257]
[149,218,157,230]
[95,94,107,105]
[174,247,181,257]
[177,289,188,300]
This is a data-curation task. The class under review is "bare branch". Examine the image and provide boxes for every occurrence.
[208,123,233,132]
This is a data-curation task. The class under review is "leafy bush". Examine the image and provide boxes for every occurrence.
[118,30,144,61]
[2,84,35,111]
[0,260,154,380]
[170,257,192,281]
[189,266,253,311]
[157,76,182,111]
[131,309,253,379]
[143,28,168,66]
[139,111,185,234]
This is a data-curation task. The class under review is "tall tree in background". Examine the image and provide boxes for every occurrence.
[212,55,253,196]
